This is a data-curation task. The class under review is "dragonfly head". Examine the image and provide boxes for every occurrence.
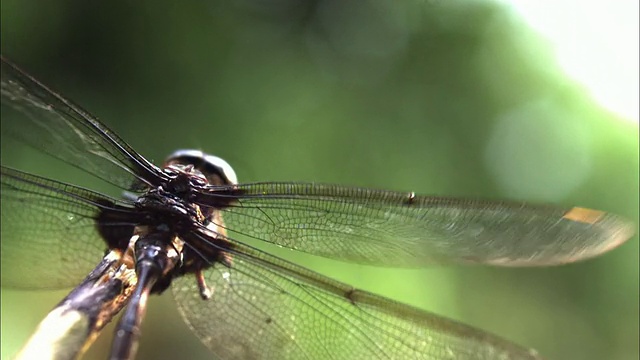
[163,149,238,186]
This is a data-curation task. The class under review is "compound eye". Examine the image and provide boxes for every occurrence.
[164,149,238,185]
[202,154,238,185]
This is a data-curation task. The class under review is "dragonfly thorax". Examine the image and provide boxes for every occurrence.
[135,186,206,232]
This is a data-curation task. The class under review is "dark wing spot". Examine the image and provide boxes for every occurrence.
[404,191,416,206]
[344,288,357,306]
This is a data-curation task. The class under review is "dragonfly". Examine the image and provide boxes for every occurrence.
[0,55,634,360]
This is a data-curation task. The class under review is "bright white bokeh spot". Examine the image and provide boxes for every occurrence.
[499,0,639,123]
[485,100,592,201]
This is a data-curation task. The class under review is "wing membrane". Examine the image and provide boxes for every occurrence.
[0,166,137,289]
[201,183,634,267]
[0,56,166,190]
[173,236,541,360]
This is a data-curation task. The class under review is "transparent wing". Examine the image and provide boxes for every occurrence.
[199,183,634,267]
[173,237,541,360]
[0,55,166,190]
[0,166,137,289]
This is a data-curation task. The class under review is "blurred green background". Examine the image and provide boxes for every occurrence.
[1,1,637,360]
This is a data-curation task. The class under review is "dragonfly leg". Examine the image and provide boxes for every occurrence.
[195,269,212,300]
